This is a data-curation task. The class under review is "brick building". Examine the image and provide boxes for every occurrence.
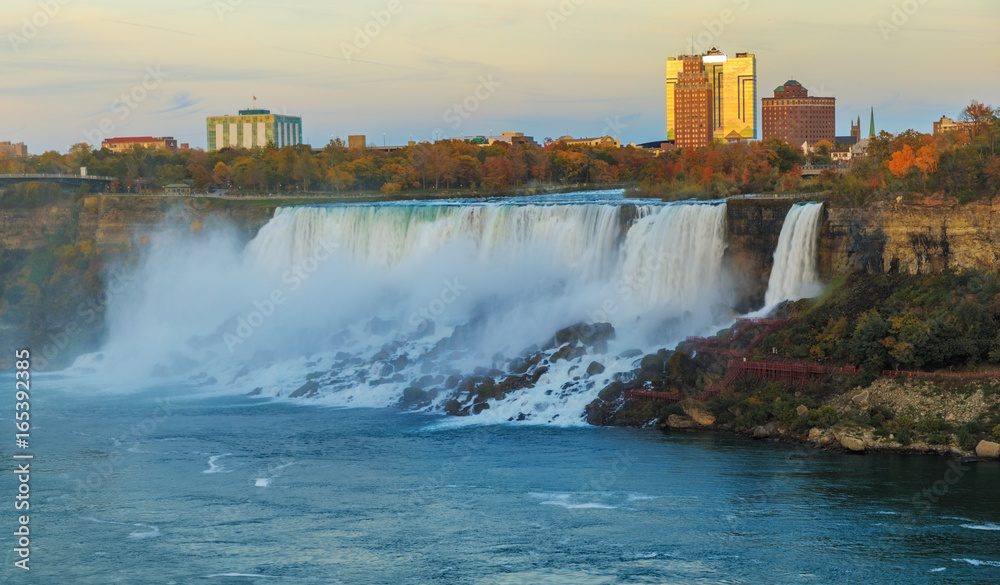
[762,80,835,150]
[672,56,714,148]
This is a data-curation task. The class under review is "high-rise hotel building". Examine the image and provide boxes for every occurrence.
[673,56,714,148]
[762,80,835,149]
[207,109,302,151]
[666,48,757,143]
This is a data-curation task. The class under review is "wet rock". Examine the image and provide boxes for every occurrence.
[586,361,605,376]
[290,381,320,398]
[552,344,586,363]
[247,387,263,396]
[976,440,1000,458]
[391,355,409,371]
[619,349,644,359]
[598,381,624,402]
[752,425,771,438]
[585,401,604,426]
[497,375,530,393]
[443,399,463,415]
[472,402,490,414]
[401,387,427,406]
[445,374,462,390]
[516,413,527,421]
[530,366,549,385]
[413,375,435,389]
[552,322,616,349]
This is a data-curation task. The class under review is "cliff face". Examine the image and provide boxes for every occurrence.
[724,198,795,310]
[820,197,1000,279]
[0,196,276,251]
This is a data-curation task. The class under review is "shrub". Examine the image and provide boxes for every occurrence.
[957,430,979,451]
[896,429,913,445]
[806,405,840,429]
[926,433,951,446]
[993,424,1000,439]
[866,405,895,427]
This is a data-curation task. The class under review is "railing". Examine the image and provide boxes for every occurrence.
[0,173,114,180]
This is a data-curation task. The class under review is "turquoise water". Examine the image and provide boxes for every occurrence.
[2,381,999,584]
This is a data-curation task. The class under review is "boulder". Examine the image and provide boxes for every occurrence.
[402,386,427,406]
[667,414,696,429]
[752,424,774,439]
[530,366,549,385]
[808,427,823,441]
[850,390,870,406]
[840,435,866,452]
[682,402,716,426]
[289,381,319,398]
[975,440,1000,458]
[598,381,625,402]
[586,361,605,376]
[796,405,809,418]
[553,322,616,348]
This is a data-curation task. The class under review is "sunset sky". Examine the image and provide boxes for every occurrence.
[2,0,998,153]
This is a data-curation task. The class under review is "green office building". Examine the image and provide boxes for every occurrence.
[207,109,303,151]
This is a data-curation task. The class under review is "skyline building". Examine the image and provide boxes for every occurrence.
[672,56,714,148]
[101,136,180,153]
[761,80,835,150]
[666,48,757,143]
[206,109,302,151]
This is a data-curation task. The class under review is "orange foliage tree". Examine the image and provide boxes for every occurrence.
[887,144,915,178]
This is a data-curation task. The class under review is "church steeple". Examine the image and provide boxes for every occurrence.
[869,107,876,138]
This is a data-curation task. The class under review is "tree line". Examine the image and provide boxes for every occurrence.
[1,101,996,203]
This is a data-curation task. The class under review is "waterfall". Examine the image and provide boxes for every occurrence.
[81,196,738,425]
[764,202,824,307]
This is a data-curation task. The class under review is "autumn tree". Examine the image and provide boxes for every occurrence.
[887,144,915,178]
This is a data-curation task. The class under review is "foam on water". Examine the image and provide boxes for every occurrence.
[203,453,233,474]
[961,523,1000,531]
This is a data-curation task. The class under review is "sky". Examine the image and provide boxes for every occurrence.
[2,0,998,154]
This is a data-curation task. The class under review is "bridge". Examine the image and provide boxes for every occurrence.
[0,174,115,189]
